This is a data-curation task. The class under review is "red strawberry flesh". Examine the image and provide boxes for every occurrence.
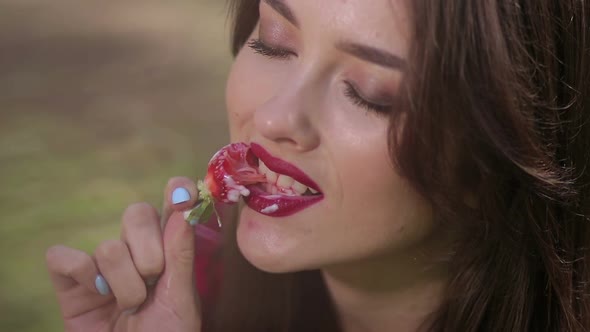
[205,143,266,203]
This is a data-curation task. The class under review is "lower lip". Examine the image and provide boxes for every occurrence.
[243,185,324,217]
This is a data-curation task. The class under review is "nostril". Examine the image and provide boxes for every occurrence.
[254,103,317,150]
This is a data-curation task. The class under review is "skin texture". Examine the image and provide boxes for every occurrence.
[227,1,449,330]
[46,177,202,332]
[46,1,450,331]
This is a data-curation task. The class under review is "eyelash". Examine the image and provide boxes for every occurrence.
[247,38,391,114]
[343,82,392,114]
[247,38,295,59]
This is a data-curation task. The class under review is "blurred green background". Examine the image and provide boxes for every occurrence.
[0,1,232,330]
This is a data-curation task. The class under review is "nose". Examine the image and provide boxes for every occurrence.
[254,83,320,152]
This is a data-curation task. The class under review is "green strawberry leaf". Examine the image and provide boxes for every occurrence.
[186,199,214,225]
[184,179,222,226]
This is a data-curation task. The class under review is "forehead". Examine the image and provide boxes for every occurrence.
[271,0,411,57]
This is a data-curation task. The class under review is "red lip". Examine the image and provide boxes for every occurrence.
[244,185,324,217]
[245,143,324,217]
[250,143,321,192]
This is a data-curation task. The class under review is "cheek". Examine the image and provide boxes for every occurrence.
[225,50,287,141]
[225,55,256,141]
[336,138,434,247]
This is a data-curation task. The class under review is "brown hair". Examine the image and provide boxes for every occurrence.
[207,1,590,331]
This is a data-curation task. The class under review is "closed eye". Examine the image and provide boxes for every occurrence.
[248,38,391,115]
[343,81,392,114]
[247,39,296,60]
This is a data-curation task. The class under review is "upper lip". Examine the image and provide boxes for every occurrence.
[250,142,322,193]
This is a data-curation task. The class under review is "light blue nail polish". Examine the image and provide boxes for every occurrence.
[123,307,139,315]
[189,218,198,226]
[95,274,111,296]
[172,187,191,205]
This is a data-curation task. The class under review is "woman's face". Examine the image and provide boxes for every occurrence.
[226,0,433,272]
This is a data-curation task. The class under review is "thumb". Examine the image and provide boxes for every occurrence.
[156,210,200,315]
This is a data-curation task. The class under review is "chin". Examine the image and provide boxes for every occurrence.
[235,209,312,274]
[235,221,293,273]
[237,243,301,274]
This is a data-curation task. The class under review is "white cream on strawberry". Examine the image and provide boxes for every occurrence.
[223,175,251,203]
[258,161,319,196]
[260,204,279,214]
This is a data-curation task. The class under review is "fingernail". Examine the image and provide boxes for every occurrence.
[172,187,191,205]
[123,307,139,315]
[95,274,111,296]
[189,218,198,226]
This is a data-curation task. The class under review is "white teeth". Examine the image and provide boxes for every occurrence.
[276,175,294,188]
[266,169,278,184]
[259,161,320,195]
[259,161,270,175]
[292,180,308,195]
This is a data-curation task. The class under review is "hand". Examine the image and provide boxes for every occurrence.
[46,177,202,332]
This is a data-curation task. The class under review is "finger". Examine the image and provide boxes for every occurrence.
[94,240,147,311]
[160,177,200,229]
[120,202,164,284]
[156,210,199,315]
[45,245,101,294]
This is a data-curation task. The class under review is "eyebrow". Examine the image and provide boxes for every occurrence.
[262,0,405,71]
[336,42,406,70]
[262,0,299,28]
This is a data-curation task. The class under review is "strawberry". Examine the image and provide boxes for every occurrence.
[184,143,266,226]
